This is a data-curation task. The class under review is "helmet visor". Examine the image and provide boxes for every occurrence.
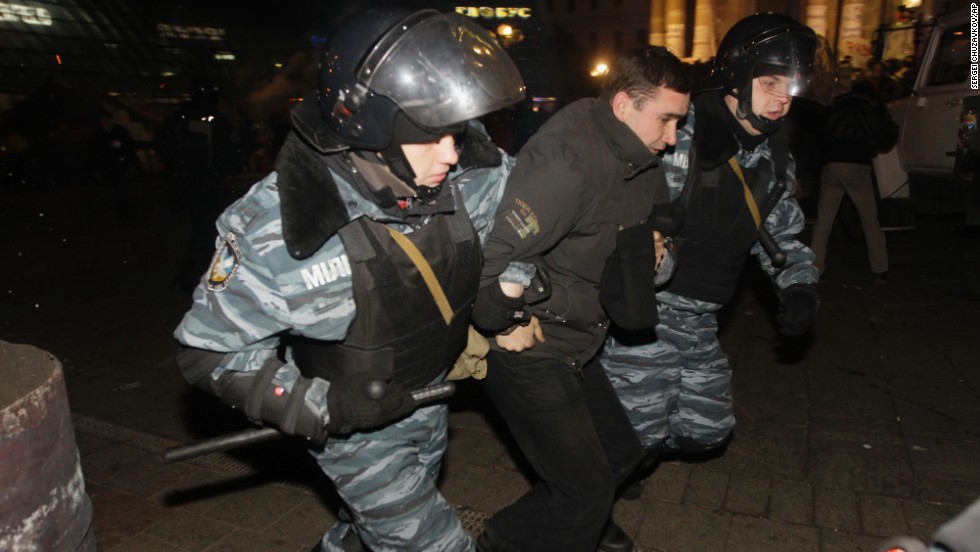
[357,13,526,129]
[748,33,837,105]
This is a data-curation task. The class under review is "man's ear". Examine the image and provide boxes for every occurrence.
[611,91,631,123]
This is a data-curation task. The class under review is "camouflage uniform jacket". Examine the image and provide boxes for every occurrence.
[174,127,516,424]
[659,96,818,314]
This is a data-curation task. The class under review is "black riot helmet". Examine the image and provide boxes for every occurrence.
[711,13,835,134]
[291,7,525,193]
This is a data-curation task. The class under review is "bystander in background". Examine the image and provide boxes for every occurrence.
[810,80,899,283]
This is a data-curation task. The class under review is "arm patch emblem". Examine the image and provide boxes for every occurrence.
[207,232,241,292]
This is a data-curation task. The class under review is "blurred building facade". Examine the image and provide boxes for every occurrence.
[535,0,972,76]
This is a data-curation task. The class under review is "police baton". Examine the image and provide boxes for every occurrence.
[756,178,788,268]
[161,381,456,463]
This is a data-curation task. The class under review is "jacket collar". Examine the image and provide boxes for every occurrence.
[692,91,741,171]
[590,98,660,179]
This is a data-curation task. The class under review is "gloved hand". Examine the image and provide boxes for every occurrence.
[471,282,531,334]
[776,284,819,336]
[326,367,417,434]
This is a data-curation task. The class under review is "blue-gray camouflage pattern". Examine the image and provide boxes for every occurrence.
[174,125,516,551]
[602,104,817,449]
[603,304,732,449]
[312,402,469,551]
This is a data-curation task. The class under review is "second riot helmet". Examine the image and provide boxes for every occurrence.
[711,13,835,133]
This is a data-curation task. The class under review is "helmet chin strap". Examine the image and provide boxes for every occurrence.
[379,143,442,200]
[735,83,784,135]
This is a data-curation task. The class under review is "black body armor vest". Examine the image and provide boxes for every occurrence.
[296,190,482,391]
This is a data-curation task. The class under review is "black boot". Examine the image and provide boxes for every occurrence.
[597,518,633,552]
[618,442,664,501]
[475,526,506,552]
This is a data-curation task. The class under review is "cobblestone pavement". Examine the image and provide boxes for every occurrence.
[3,176,979,551]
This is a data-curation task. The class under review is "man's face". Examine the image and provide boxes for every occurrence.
[613,87,691,155]
[728,75,795,136]
[401,134,460,188]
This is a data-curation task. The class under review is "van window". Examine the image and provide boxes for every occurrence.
[926,24,970,87]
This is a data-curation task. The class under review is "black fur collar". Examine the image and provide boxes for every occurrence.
[692,92,742,171]
[276,123,504,260]
[276,131,349,260]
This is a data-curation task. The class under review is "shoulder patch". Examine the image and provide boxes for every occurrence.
[503,198,540,239]
[207,232,242,292]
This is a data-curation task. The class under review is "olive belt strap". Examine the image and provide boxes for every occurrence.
[727,156,762,229]
[384,226,453,325]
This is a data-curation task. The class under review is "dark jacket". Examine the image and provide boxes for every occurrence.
[478,98,671,367]
[820,91,899,166]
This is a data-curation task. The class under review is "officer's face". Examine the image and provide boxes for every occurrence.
[613,87,690,155]
[401,134,460,188]
[749,75,793,131]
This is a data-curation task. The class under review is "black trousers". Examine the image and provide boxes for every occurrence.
[480,351,642,551]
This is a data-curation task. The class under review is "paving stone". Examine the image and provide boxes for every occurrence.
[899,402,980,441]
[200,528,307,552]
[158,465,255,516]
[907,437,980,484]
[810,450,916,498]
[725,514,820,552]
[109,534,187,552]
[724,474,770,516]
[901,499,960,544]
[809,411,902,437]
[808,369,897,421]
[819,528,893,552]
[858,493,909,538]
[79,442,156,484]
[712,424,807,481]
[808,424,906,457]
[612,497,648,544]
[87,482,176,551]
[470,467,531,514]
[440,460,497,509]
[807,343,883,379]
[102,454,192,498]
[201,482,314,529]
[813,486,861,532]
[880,349,961,379]
[683,467,729,509]
[731,340,808,396]
[917,476,980,508]
[770,480,813,525]
[264,494,335,548]
[891,374,980,410]
[142,509,235,552]
[735,389,808,426]
[634,501,730,552]
[643,460,691,503]
[446,426,511,468]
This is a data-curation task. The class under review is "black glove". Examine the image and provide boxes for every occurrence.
[776,284,819,336]
[648,202,686,237]
[326,366,417,434]
[471,282,531,334]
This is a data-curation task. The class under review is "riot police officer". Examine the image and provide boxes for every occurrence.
[173,7,525,551]
[602,13,836,497]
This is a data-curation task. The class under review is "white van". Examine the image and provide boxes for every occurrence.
[875,6,980,223]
